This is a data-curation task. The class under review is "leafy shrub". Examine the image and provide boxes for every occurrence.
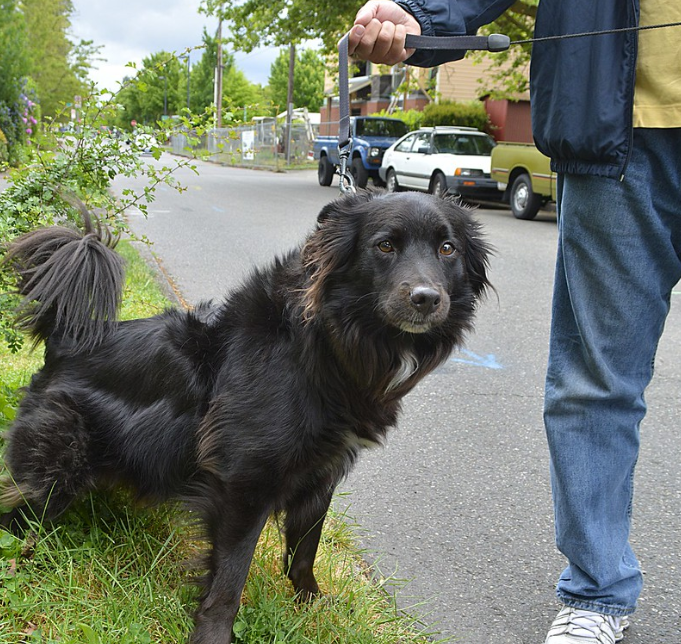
[371,101,490,132]
[421,100,490,130]
[369,108,425,131]
[0,103,24,167]
[0,88,196,357]
[0,128,8,167]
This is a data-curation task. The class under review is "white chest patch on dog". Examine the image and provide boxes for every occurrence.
[386,350,419,393]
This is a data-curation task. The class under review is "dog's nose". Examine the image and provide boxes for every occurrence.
[410,287,441,315]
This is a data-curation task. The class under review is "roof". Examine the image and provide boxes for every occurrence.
[324,76,372,97]
[417,126,487,134]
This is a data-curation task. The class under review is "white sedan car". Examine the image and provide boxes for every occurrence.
[379,126,501,201]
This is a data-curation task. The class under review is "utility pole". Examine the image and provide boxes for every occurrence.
[285,43,295,164]
[404,66,410,110]
[215,19,224,129]
[185,53,191,110]
[158,76,167,118]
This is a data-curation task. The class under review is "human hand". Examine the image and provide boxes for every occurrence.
[347,0,421,65]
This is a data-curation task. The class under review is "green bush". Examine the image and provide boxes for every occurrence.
[0,87,198,339]
[369,108,425,131]
[371,101,490,133]
[0,128,8,167]
[421,100,490,130]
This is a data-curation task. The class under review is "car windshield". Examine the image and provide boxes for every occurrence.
[356,119,408,138]
[433,133,495,156]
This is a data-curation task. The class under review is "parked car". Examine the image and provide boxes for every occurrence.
[133,133,159,156]
[313,116,408,188]
[490,142,557,219]
[379,126,501,201]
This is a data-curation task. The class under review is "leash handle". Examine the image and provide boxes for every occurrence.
[405,33,510,52]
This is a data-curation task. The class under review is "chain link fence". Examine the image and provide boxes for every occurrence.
[170,119,318,170]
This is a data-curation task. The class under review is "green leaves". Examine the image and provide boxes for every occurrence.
[78,623,152,644]
[201,0,365,53]
[0,85,196,385]
[474,0,538,99]
[0,531,22,559]
[268,48,325,112]
[421,100,491,130]
[0,383,18,423]
[19,0,99,120]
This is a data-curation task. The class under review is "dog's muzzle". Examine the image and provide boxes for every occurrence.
[382,283,451,333]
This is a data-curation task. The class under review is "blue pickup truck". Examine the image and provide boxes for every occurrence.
[313,116,407,189]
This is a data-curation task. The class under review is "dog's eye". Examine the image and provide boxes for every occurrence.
[378,240,395,253]
[439,242,457,256]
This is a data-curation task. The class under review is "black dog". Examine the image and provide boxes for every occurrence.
[0,190,490,643]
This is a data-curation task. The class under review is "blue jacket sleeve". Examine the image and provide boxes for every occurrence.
[395,0,518,67]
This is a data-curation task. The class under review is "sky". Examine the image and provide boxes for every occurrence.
[69,0,281,90]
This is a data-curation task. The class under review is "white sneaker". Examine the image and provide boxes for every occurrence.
[545,606,630,643]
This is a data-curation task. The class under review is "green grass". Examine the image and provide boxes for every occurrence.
[0,241,448,644]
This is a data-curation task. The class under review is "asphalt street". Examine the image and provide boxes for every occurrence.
[112,156,681,643]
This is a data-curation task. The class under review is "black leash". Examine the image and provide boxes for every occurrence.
[337,33,356,194]
[510,20,681,46]
[404,20,681,50]
[336,20,681,194]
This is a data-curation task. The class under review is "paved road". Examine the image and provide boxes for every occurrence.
[115,156,681,643]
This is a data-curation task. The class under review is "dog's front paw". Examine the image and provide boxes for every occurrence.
[192,607,236,644]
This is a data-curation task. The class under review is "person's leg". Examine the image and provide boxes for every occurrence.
[544,129,681,617]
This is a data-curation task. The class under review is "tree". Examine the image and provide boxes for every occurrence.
[116,52,184,127]
[223,67,267,118]
[472,0,537,98]
[201,0,364,53]
[189,30,223,113]
[114,42,267,128]
[268,48,325,112]
[203,0,536,101]
[0,0,30,162]
[189,29,249,116]
[19,0,96,119]
[0,1,29,107]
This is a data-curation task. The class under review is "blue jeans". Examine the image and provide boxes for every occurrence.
[544,128,681,616]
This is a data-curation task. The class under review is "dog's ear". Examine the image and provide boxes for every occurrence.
[442,197,493,299]
[315,189,376,223]
[462,216,493,298]
[301,191,375,319]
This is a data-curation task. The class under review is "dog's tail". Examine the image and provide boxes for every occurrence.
[3,195,125,352]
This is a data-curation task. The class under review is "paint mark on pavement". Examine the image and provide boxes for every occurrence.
[451,349,503,370]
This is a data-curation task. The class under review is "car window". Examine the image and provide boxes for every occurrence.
[356,119,408,137]
[395,134,416,153]
[473,135,496,155]
[433,133,496,156]
[411,132,431,153]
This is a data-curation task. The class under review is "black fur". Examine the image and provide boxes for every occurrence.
[0,190,491,643]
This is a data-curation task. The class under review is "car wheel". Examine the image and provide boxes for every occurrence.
[317,155,334,187]
[386,168,400,192]
[510,173,542,220]
[350,157,369,189]
[430,172,447,198]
